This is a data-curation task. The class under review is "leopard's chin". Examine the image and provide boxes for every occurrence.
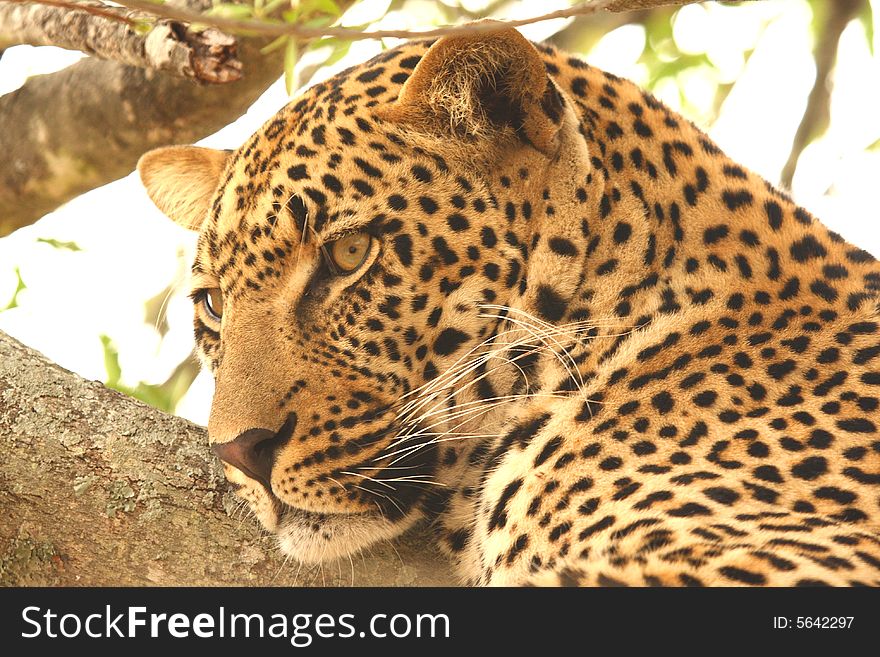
[275,504,423,565]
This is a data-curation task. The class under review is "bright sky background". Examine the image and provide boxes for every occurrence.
[1,0,878,426]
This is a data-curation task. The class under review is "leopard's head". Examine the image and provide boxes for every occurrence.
[138,28,599,563]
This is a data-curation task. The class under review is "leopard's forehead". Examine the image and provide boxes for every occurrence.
[200,41,436,255]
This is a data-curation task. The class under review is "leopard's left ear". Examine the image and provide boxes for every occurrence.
[377,26,565,155]
[138,146,230,231]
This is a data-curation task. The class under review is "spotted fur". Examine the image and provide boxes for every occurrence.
[139,28,880,586]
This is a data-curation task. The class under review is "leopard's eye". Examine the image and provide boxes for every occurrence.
[203,288,224,321]
[328,233,372,273]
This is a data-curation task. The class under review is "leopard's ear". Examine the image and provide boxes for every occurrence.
[137,146,230,231]
[377,26,564,155]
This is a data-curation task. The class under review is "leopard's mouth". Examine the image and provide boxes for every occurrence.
[274,502,422,564]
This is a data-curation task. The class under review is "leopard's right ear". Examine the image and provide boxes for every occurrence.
[137,146,230,231]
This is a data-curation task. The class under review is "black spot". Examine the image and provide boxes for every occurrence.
[488,479,523,531]
[571,77,588,97]
[764,200,783,230]
[720,566,766,585]
[703,224,729,245]
[337,127,356,145]
[419,196,438,214]
[352,180,374,197]
[287,164,308,180]
[322,174,342,194]
[778,277,800,300]
[534,436,564,467]
[354,157,382,178]
[633,119,653,137]
[399,55,421,70]
[599,457,623,471]
[535,285,567,322]
[392,234,413,266]
[753,465,783,483]
[810,279,838,303]
[722,189,753,210]
[433,328,470,356]
[767,360,796,380]
[668,502,711,517]
[286,195,307,228]
[447,213,469,231]
[693,391,718,408]
[791,456,828,481]
[651,391,674,414]
[411,165,432,183]
[703,487,740,505]
[356,67,384,83]
[836,418,876,433]
[790,236,827,263]
[549,237,578,257]
[613,222,632,244]
[823,264,848,279]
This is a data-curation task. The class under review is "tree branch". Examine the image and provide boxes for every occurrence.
[0,40,280,236]
[0,0,705,236]
[780,0,863,188]
[0,329,452,586]
[108,0,700,41]
[0,0,242,83]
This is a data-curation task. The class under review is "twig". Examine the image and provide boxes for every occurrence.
[107,0,689,41]
[5,0,136,24]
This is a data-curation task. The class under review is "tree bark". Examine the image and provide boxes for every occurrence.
[0,330,454,586]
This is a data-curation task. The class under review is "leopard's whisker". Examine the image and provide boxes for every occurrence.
[341,470,397,491]
[479,310,585,391]
[383,395,539,463]
[397,340,561,428]
[395,330,567,424]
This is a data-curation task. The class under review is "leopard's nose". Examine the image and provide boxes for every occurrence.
[212,413,297,488]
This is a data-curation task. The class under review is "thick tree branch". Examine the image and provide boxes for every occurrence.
[0,329,453,586]
[780,0,863,188]
[0,1,242,83]
[0,37,280,237]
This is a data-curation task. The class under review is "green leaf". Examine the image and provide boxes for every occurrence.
[132,20,154,35]
[99,338,197,413]
[261,0,289,16]
[643,52,713,89]
[304,0,342,17]
[36,237,82,251]
[302,13,336,29]
[327,39,353,66]
[127,383,175,413]
[858,0,875,56]
[284,38,299,95]
[1,267,26,311]
[260,34,289,54]
[99,335,123,389]
[204,4,254,20]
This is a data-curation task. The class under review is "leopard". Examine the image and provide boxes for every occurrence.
[138,27,880,586]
